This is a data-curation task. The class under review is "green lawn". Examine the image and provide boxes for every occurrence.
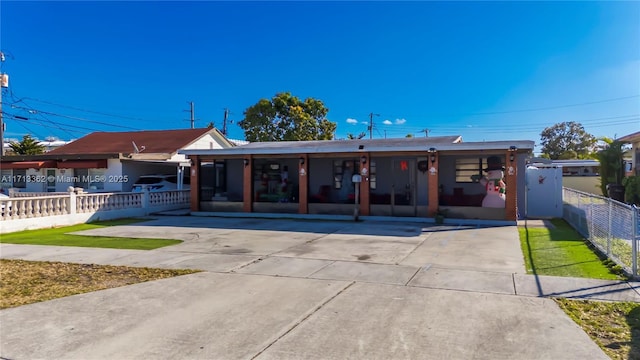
[519,218,622,280]
[0,219,181,250]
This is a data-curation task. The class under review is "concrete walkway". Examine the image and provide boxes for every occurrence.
[0,216,633,359]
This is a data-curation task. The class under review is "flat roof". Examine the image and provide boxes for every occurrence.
[179,136,534,156]
[550,160,600,167]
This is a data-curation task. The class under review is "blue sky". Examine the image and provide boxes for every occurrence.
[1,1,638,153]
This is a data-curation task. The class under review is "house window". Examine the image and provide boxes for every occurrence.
[370,161,377,190]
[455,158,489,183]
[201,161,226,199]
[1,169,27,189]
[88,169,105,190]
[74,169,89,189]
[333,160,359,190]
[1,169,12,190]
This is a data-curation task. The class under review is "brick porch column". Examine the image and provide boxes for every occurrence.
[427,152,439,217]
[243,157,253,213]
[298,154,308,214]
[190,156,200,212]
[359,153,370,216]
[505,150,518,221]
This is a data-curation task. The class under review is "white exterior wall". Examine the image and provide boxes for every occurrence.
[102,159,124,192]
[186,134,224,151]
[168,134,225,163]
[24,169,44,192]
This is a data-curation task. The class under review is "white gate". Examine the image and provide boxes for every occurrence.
[526,164,563,218]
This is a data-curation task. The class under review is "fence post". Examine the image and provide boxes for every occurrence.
[142,188,150,215]
[607,200,612,256]
[69,188,77,215]
[577,193,582,234]
[589,196,594,243]
[633,205,639,278]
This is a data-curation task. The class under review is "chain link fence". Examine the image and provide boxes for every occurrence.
[563,187,639,277]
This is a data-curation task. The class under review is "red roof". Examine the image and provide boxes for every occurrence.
[47,128,215,156]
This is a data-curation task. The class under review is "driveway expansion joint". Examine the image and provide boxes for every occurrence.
[229,256,266,272]
[250,281,356,360]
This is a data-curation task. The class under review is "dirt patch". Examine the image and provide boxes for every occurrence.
[356,255,371,261]
[0,259,199,309]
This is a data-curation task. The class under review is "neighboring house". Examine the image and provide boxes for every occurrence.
[619,131,640,177]
[180,136,534,222]
[1,128,233,193]
[551,159,600,195]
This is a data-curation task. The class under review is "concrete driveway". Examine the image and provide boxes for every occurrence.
[0,216,611,359]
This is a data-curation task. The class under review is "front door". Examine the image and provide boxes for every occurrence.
[392,159,416,216]
[45,169,56,192]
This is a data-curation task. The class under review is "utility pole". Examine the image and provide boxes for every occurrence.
[190,102,195,129]
[222,108,229,136]
[368,112,380,139]
[0,51,7,156]
[421,129,430,137]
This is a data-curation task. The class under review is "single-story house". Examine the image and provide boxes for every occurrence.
[619,131,640,177]
[1,128,233,193]
[180,136,534,222]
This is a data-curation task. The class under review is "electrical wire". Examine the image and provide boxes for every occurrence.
[10,105,141,131]
[21,96,155,123]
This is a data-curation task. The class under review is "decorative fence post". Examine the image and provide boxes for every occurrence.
[142,188,150,215]
[68,188,77,215]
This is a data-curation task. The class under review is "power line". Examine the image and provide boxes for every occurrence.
[9,105,141,130]
[421,94,640,118]
[20,96,153,122]
[4,112,88,136]
[379,113,640,134]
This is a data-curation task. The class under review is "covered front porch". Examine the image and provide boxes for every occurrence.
[182,137,532,222]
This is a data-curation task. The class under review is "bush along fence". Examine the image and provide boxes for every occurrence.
[0,188,190,234]
[563,187,639,277]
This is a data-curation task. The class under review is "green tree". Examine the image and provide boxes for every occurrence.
[346,132,366,140]
[596,137,627,196]
[539,122,596,160]
[9,134,45,155]
[405,133,414,138]
[239,92,336,142]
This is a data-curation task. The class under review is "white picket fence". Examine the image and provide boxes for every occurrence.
[0,189,190,233]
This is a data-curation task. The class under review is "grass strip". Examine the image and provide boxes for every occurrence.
[555,298,640,360]
[0,259,199,309]
[519,218,622,280]
[0,219,181,250]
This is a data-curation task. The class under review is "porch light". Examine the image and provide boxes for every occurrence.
[360,155,367,165]
[428,147,437,164]
[243,158,249,167]
[299,157,305,165]
[509,146,517,163]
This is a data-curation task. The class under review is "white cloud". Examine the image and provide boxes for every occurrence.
[383,119,392,125]
[395,118,407,125]
[361,121,369,125]
[346,118,358,124]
